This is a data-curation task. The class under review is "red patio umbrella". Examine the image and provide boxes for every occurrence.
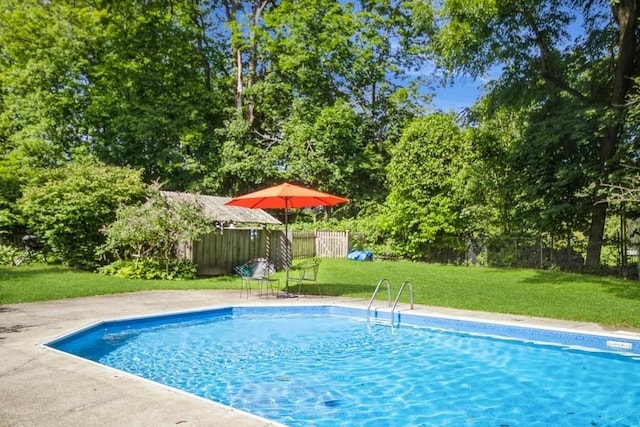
[225,183,349,295]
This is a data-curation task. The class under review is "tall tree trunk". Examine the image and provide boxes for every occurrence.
[192,6,212,92]
[524,1,638,267]
[235,47,244,112]
[586,195,607,267]
[585,0,638,267]
[223,0,243,114]
[223,0,274,122]
[246,1,267,125]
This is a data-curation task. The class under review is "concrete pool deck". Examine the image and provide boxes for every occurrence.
[2,290,640,427]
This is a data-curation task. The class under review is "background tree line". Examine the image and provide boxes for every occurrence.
[0,0,639,273]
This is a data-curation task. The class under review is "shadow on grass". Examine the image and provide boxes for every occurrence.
[0,264,70,279]
[513,268,640,300]
[295,282,374,297]
[598,279,640,300]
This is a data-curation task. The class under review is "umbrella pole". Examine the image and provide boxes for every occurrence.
[284,207,290,294]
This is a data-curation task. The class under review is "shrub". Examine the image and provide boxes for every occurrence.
[98,258,198,280]
[18,159,146,269]
[0,244,14,265]
[98,185,210,278]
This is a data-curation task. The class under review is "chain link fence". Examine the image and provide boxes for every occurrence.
[449,236,639,280]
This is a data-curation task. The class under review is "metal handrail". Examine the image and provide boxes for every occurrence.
[390,281,414,325]
[367,279,392,320]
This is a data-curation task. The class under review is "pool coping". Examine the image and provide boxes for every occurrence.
[2,290,640,426]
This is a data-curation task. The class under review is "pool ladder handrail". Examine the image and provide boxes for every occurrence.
[367,279,414,325]
[367,279,392,320]
[390,281,414,325]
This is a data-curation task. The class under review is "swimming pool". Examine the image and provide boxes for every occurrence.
[48,305,640,426]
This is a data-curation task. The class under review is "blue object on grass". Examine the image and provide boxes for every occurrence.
[347,250,373,261]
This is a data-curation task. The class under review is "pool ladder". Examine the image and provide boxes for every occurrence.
[366,279,414,325]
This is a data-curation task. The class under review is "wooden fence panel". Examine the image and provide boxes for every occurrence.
[315,231,350,258]
[289,231,351,259]
[292,231,316,259]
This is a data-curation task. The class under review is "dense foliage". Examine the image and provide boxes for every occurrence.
[1,0,639,272]
[379,113,467,258]
[18,159,145,269]
[98,186,210,279]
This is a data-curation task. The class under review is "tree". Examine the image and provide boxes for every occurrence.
[0,156,21,237]
[273,99,374,204]
[0,0,229,191]
[450,117,510,238]
[1,0,435,210]
[424,0,640,267]
[221,0,278,123]
[379,113,467,258]
[0,0,102,166]
[18,158,146,269]
[235,0,428,203]
[83,0,227,188]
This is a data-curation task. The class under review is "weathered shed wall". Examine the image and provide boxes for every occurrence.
[184,229,285,276]
[183,229,354,276]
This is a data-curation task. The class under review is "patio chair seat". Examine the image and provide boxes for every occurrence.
[234,258,279,299]
[288,257,321,296]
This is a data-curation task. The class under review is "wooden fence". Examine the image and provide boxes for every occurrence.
[181,229,353,276]
[291,231,351,259]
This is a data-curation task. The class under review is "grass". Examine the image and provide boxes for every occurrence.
[1,259,640,328]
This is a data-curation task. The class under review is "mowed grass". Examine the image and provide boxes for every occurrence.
[1,259,639,328]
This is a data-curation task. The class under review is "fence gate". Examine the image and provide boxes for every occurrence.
[315,231,350,258]
[290,231,350,259]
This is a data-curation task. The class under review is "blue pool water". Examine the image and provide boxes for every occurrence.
[49,306,640,426]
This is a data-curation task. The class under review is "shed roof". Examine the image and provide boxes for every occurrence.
[160,191,281,225]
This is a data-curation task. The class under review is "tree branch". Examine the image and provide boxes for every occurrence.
[519,5,591,103]
[602,183,640,204]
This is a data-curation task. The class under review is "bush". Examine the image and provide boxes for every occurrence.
[18,158,146,269]
[0,244,14,265]
[98,186,210,276]
[98,258,198,280]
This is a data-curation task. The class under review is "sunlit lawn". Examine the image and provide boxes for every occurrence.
[1,259,639,328]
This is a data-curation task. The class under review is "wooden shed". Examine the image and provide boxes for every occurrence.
[163,191,284,276]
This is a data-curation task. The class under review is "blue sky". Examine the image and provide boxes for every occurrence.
[432,78,483,111]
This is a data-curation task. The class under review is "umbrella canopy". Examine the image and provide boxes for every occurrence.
[224,183,348,210]
[225,183,349,295]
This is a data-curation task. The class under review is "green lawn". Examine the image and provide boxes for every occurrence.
[1,259,639,328]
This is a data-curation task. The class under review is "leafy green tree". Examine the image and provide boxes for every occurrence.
[1,0,435,211]
[448,124,506,238]
[83,0,227,189]
[509,96,595,238]
[220,0,279,123]
[274,99,377,205]
[423,0,640,267]
[18,159,146,269]
[0,156,22,237]
[379,113,467,259]
[0,0,228,191]
[236,0,428,204]
[0,0,101,166]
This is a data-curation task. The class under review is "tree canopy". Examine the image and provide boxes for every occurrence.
[1,0,639,270]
